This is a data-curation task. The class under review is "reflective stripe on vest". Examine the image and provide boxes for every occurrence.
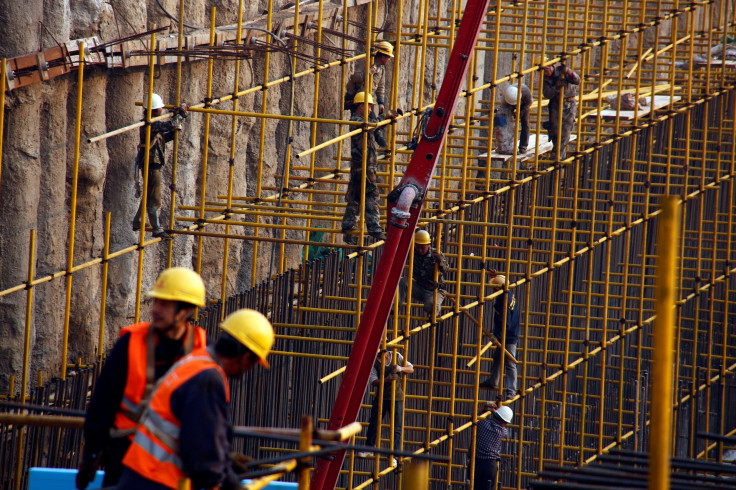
[132,428,184,469]
[112,323,207,439]
[122,350,229,489]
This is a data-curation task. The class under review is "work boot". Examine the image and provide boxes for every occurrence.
[479,378,497,390]
[153,229,173,240]
[369,229,386,241]
[344,233,358,245]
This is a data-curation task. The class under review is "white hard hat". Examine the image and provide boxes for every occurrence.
[504,85,519,105]
[145,93,165,110]
[490,274,506,289]
[494,405,513,423]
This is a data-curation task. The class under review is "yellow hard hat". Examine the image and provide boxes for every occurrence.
[414,229,431,245]
[146,267,206,307]
[490,274,506,289]
[220,309,275,368]
[353,91,375,105]
[373,40,395,58]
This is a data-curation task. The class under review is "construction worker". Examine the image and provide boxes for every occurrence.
[398,229,449,320]
[342,91,388,245]
[473,402,512,490]
[76,267,207,490]
[540,61,580,160]
[359,349,414,466]
[344,40,394,116]
[117,308,275,490]
[479,273,520,400]
[132,93,188,239]
[493,84,533,155]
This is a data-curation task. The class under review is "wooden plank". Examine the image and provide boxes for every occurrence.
[597,95,681,120]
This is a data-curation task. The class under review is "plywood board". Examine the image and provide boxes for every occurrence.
[478,133,577,163]
[597,95,681,119]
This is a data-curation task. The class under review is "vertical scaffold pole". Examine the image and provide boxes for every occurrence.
[61,41,85,379]
[649,196,680,490]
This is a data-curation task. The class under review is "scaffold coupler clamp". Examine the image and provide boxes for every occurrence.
[388,183,423,228]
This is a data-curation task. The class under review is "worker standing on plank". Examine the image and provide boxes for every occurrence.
[540,61,580,160]
[398,229,449,320]
[493,84,533,155]
[117,308,275,490]
[479,272,520,401]
[132,93,188,240]
[473,403,513,490]
[342,92,388,245]
[76,267,207,490]
[344,40,395,116]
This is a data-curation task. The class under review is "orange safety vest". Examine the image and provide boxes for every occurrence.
[111,322,207,439]
[122,349,229,489]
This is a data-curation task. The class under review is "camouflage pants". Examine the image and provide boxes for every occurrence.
[133,167,164,232]
[398,277,445,318]
[547,99,576,160]
[342,167,381,232]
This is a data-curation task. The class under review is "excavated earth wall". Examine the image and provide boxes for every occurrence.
[0,0,475,393]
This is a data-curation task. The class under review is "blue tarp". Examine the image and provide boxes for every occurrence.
[28,468,298,489]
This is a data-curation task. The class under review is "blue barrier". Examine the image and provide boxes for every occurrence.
[28,468,298,489]
[28,468,104,490]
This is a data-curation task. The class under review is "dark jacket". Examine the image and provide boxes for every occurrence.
[492,291,520,344]
[412,248,449,290]
[82,329,203,484]
[542,65,581,103]
[136,113,185,171]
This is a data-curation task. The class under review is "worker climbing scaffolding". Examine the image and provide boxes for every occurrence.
[133,93,188,240]
[344,40,395,116]
[341,91,388,245]
[540,61,580,160]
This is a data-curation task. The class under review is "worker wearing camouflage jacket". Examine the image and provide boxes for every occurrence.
[344,40,394,116]
[398,230,449,320]
[542,63,580,160]
[132,93,187,240]
[342,92,387,245]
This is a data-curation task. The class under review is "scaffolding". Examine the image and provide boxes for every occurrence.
[2,0,736,489]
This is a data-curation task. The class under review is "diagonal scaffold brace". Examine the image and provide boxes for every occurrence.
[309,0,494,486]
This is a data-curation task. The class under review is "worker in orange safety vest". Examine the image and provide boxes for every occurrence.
[116,308,275,490]
[76,267,207,489]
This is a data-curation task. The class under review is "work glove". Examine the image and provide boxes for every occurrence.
[229,452,254,474]
[134,175,142,199]
[75,458,99,490]
[378,104,385,115]
[174,103,188,117]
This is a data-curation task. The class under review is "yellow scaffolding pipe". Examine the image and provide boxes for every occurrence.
[60,41,85,380]
[649,196,680,489]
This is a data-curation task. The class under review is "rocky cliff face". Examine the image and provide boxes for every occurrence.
[0,0,474,393]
